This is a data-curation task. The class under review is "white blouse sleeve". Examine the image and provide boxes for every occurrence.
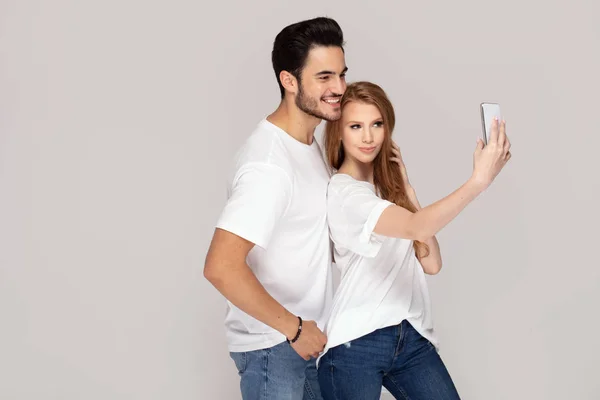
[327,181,394,258]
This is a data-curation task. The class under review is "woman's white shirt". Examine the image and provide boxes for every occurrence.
[319,174,439,364]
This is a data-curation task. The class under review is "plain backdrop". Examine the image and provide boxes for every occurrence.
[1,1,599,399]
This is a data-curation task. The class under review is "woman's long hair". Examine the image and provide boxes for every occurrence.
[324,81,429,258]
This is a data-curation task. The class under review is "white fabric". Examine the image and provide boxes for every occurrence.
[319,173,438,364]
[216,119,333,352]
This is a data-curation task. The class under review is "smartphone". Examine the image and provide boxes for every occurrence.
[480,102,502,145]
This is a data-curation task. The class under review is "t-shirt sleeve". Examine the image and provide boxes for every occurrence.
[216,163,292,250]
[328,182,394,258]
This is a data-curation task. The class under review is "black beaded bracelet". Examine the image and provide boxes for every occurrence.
[286,316,303,344]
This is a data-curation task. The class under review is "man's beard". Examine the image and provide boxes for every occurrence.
[295,84,341,122]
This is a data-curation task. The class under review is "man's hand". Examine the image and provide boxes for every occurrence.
[286,318,327,360]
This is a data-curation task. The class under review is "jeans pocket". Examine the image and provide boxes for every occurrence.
[230,351,247,375]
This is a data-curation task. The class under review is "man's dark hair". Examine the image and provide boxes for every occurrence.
[271,17,345,99]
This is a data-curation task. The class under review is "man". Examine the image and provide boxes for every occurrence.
[203,17,347,400]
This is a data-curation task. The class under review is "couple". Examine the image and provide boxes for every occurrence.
[204,17,511,400]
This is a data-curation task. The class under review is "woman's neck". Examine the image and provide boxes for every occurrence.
[338,159,374,184]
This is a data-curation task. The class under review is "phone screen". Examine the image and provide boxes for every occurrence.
[480,103,502,144]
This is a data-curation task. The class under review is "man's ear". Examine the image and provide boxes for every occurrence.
[279,70,299,96]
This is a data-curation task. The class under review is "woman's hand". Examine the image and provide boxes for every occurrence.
[390,141,410,187]
[472,118,512,189]
[390,141,420,209]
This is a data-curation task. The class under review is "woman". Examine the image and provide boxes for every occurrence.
[317,81,511,399]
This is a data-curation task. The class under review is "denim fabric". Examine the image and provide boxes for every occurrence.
[230,341,323,400]
[318,320,460,400]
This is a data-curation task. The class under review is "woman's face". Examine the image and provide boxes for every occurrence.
[340,101,386,166]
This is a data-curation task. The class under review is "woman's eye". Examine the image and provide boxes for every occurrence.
[350,124,361,129]
[374,121,384,128]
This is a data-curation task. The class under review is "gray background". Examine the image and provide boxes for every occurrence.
[1,0,599,399]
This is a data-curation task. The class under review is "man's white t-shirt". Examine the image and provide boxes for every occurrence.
[319,173,438,363]
[216,119,333,353]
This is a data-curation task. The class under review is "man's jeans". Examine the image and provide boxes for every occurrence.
[317,320,460,400]
[230,341,323,400]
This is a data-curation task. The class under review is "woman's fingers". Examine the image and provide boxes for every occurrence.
[497,119,506,147]
[489,117,500,144]
[504,134,511,155]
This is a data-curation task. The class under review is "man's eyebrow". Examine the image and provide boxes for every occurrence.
[314,66,348,77]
